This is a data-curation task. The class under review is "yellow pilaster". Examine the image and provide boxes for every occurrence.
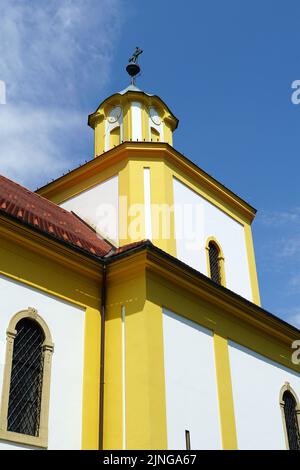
[82,306,101,449]
[104,270,167,450]
[94,119,105,157]
[119,160,145,246]
[103,295,124,449]
[125,297,168,449]
[123,100,131,142]
[141,103,149,141]
[150,162,176,257]
[244,223,261,305]
[213,333,238,450]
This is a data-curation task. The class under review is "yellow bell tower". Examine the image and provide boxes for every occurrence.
[88,50,178,157]
[37,49,260,305]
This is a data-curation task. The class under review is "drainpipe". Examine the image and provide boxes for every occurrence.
[99,262,107,450]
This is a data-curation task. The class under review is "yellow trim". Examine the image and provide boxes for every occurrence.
[118,159,146,245]
[244,223,261,305]
[37,143,256,225]
[123,100,131,142]
[213,334,238,449]
[126,298,168,449]
[104,270,168,449]
[81,306,101,449]
[205,236,226,287]
[149,162,177,257]
[41,161,125,206]
[94,118,105,157]
[141,102,149,141]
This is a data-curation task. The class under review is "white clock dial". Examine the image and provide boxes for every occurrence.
[108,106,122,123]
[149,107,161,125]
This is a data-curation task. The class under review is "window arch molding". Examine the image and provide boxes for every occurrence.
[205,236,226,287]
[0,307,54,448]
[279,382,300,450]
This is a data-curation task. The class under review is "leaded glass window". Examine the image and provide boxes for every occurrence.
[283,391,300,450]
[7,318,45,437]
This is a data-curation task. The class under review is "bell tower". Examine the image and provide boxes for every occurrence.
[88,48,178,157]
[38,48,261,306]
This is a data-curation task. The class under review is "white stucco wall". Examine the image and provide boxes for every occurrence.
[0,275,85,450]
[162,308,221,449]
[173,177,252,301]
[229,340,300,449]
[60,175,119,245]
[131,102,142,141]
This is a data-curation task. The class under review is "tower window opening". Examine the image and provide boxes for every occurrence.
[150,126,160,142]
[208,241,222,285]
[109,126,121,149]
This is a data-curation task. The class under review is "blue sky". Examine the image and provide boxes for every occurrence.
[0,0,299,327]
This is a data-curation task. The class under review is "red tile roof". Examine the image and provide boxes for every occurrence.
[0,175,113,257]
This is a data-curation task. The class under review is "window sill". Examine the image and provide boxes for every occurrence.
[0,429,47,448]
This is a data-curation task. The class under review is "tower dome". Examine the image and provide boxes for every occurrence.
[87,49,178,157]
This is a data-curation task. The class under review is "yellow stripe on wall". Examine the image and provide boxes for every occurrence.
[213,333,238,450]
[82,306,101,449]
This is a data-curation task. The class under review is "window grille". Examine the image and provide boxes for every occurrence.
[209,242,221,285]
[283,391,300,450]
[7,318,45,436]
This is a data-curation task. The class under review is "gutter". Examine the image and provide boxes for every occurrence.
[99,262,107,450]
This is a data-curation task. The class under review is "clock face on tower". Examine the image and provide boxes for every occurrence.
[149,107,161,126]
[108,106,122,123]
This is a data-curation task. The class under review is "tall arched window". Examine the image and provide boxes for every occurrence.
[206,238,225,286]
[0,308,54,448]
[280,383,300,450]
[7,318,44,436]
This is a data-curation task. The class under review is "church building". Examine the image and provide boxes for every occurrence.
[0,53,299,450]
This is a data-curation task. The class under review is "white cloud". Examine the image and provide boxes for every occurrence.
[281,237,300,258]
[258,208,300,227]
[0,0,123,187]
[0,104,85,187]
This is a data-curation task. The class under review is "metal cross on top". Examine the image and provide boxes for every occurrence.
[126,47,143,85]
[128,46,143,64]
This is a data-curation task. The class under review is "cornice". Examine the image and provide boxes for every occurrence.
[107,243,300,346]
[0,214,102,281]
[36,142,256,222]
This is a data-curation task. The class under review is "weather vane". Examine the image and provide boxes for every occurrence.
[126,47,143,85]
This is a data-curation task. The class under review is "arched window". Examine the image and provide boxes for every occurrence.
[7,318,44,436]
[280,383,300,450]
[0,308,54,448]
[206,238,225,286]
